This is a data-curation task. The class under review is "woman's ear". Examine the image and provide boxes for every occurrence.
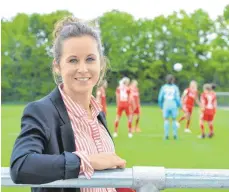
[53,59,60,74]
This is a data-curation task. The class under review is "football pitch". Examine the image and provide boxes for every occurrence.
[1,104,229,192]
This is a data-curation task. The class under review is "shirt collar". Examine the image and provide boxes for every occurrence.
[58,84,102,119]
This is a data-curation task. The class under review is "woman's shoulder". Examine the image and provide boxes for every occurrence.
[23,88,59,116]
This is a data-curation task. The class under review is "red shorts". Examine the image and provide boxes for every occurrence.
[117,104,130,116]
[201,109,215,121]
[201,113,214,121]
[183,105,193,114]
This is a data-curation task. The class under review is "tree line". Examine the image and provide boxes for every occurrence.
[2,6,229,103]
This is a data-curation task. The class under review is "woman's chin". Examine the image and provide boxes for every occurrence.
[73,83,94,93]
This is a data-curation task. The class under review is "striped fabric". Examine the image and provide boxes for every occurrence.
[58,84,116,192]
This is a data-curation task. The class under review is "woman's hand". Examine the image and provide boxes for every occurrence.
[88,152,126,170]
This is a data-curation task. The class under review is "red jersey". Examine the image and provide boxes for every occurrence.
[96,87,107,114]
[183,88,198,107]
[201,92,217,115]
[116,85,130,106]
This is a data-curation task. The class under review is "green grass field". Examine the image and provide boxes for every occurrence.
[2,104,229,192]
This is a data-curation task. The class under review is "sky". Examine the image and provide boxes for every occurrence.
[0,0,228,20]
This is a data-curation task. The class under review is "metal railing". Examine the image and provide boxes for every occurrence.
[2,167,229,191]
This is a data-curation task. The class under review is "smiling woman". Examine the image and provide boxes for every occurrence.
[52,17,107,100]
[10,16,128,192]
[53,36,101,103]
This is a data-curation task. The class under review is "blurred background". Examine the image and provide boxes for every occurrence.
[1,0,229,103]
[1,0,229,192]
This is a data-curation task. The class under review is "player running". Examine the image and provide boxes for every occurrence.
[178,80,201,133]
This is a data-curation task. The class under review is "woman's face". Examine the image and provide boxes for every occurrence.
[55,35,101,95]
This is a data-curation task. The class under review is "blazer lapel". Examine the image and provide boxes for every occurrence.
[60,123,76,152]
[49,87,76,152]
[49,87,113,151]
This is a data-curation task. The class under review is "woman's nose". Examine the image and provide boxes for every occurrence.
[78,62,88,73]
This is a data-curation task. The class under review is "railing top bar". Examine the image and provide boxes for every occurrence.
[165,168,229,176]
[3,167,229,177]
[165,168,229,189]
[2,167,229,189]
[1,167,134,188]
[1,167,133,179]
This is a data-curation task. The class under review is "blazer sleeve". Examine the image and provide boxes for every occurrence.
[10,102,81,184]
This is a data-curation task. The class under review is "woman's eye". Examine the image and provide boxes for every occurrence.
[70,59,78,63]
[86,57,95,62]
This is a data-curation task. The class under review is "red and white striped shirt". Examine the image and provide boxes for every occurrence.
[59,84,116,192]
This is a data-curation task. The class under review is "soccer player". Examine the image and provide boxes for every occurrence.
[113,77,133,138]
[178,80,201,133]
[158,74,181,140]
[129,80,141,133]
[199,84,217,138]
[96,80,108,118]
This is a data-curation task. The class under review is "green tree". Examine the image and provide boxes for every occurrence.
[2,11,73,102]
[2,7,229,103]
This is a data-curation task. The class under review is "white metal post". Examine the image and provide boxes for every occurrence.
[132,166,165,192]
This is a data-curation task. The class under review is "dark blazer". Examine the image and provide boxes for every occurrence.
[10,87,112,192]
